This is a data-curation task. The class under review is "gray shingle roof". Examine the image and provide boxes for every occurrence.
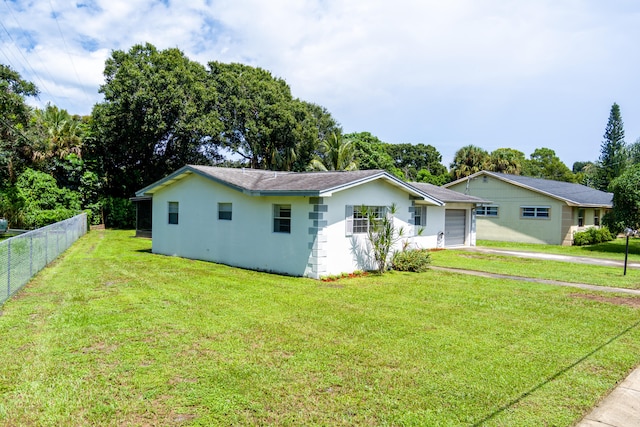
[447,171,613,207]
[136,165,445,206]
[409,182,490,204]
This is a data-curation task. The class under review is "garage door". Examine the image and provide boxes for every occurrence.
[445,209,466,246]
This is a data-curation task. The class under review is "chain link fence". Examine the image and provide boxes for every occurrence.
[1,213,87,306]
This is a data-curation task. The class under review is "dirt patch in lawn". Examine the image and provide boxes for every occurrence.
[571,293,640,308]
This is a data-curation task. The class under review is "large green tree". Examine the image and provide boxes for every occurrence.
[449,145,489,179]
[208,62,299,170]
[0,64,39,185]
[522,148,575,182]
[290,101,342,172]
[608,163,640,232]
[385,143,447,181]
[346,132,398,175]
[92,43,221,197]
[596,102,626,191]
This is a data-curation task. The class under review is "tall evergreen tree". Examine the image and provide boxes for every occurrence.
[596,102,626,191]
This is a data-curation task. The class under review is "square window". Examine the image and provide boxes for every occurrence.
[351,205,385,234]
[218,203,232,220]
[168,202,179,224]
[274,204,291,233]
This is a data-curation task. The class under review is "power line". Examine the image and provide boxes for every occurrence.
[47,0,92,106]
[1,0,62,105]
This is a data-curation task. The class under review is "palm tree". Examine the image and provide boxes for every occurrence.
[450,145,489,179]
[30,104,83,164]
[487,148,524,175]
[308,133,357,171]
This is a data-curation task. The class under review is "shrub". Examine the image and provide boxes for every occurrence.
[391,248,432,272]
[101,196,135,228]
[573,227,614,246]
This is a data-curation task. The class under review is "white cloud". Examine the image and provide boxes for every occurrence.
[3,0,640,167]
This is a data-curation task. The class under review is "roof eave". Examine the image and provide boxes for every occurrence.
[318,172,445,206]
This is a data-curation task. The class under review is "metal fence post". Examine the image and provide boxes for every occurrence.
[29,234,33,277]
[7,239,11,298]
[45,230,49,265]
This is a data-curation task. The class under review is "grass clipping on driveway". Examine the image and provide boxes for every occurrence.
[0,231,639,426]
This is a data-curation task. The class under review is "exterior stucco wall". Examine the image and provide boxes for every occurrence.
[412,205,445,249]
[149,173,475,278]
[151,173,315,276]
[321,180,416,275]
[448,176,566,245]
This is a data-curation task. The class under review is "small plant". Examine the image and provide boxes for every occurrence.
[573,227,614,246]
[361,203,404,274]
[391,248,432,272]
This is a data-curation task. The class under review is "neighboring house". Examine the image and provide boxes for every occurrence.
[445,171,613,245]
[135,165,484,278]
[409,182,490,247]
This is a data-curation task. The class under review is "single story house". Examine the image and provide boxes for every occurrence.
[444,171,613,245]
[135,165,485,278]
[409,182,489,247]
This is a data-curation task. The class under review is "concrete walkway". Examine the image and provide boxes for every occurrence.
[462,246,640,270]
[442,247,640,426]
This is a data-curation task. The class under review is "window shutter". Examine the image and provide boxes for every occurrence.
[345,205,354,236]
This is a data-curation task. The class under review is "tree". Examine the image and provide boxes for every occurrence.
[289,100,342,172]
[596,102,626,191]
[308,133,356,171]
[385,143,447,181]
[487,148,525,174]
[607,163,640,232]
[30,104,84,163]
[449,145,489,179]
[346,132,397,174]
[362,203,404,274]
[92,43,221,197]
[0,64,39,185]
[626,138,640,165]
[573,161,598,188]
[522,148,575,182]
[415,169,450,185]
[208,61,299,171]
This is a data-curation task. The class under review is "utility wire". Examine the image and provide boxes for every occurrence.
[47,0,93,106]
[1,0,62,106]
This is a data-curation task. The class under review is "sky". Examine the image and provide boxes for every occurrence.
[1,0,639,169]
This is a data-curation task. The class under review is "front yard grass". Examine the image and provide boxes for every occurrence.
[430,250,640,289]
[0,230,639,426]
[477,237,640,262]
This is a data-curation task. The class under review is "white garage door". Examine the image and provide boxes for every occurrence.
[445,209,466,246]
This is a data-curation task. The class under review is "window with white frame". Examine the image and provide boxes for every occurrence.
[476,205,499,217]
[578,209,585,227]
[345,205,386,235]
[413,206,427,235]
[168,201,179,224]
[521,206,550,219]
[218,202,232,220]
[273,204,291,233]
[594,209,601,226]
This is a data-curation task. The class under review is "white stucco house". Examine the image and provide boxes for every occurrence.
[135,165,486,278]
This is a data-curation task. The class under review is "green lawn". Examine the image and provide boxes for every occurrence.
[430,249,640,289]
[477,237,640,261]
[1,230,640,426]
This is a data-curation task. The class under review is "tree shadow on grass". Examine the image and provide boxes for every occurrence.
[579,238,640,256]
[473,317,640,426]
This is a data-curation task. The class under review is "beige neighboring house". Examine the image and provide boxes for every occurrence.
[445,171,613,246]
